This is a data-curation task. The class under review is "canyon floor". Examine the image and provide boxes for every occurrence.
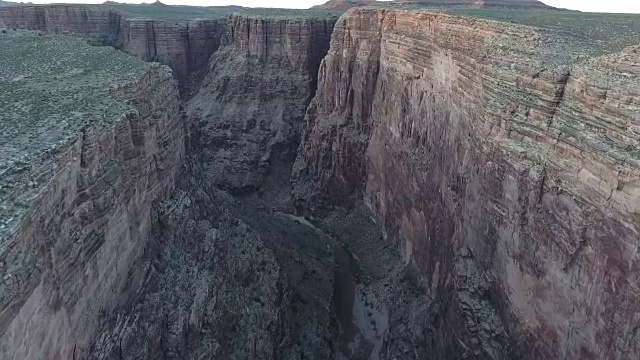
[1,2,640,360]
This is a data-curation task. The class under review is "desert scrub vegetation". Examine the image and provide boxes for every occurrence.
[0,29,152,244]
[443,9,640,58]
[99,3,343,20]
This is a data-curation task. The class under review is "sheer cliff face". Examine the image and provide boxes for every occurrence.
[0,5,122,37]
[0,6,225,78]
[294,9,640,359]
[120,18,224,79]
[186,15,335,191]
[87,16,341,360]
[396,0,553,8]
[315,0,553,10]
[0,65,183,360]
[0,7,335,192]
[0,10,340,360]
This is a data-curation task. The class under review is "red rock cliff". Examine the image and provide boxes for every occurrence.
[0,5,121,36]
[315,0,554,10]
[0,5,225,79]
[293,8,640,359]
[186,14,336,190]
[120,18,224,78]
[0,64,184,360]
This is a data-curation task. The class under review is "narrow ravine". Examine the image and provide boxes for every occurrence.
[279,212,401,360]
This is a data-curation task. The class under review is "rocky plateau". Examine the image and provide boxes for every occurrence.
[314,0,553,10]
[1,2,639,360]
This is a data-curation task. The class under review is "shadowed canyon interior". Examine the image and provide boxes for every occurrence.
[0,1,639,359]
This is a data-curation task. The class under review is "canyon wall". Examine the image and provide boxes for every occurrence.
[0,5,121,37]
[84,14,342,360]
[396,0,553,9]
[87,188,338,360]
[1,8,341,359]
[315,0,553,10]
[0,5,225,78]
[186,15,335,191]
[119,18,224,79]
[0,64,184,360]
[294,9,640,359]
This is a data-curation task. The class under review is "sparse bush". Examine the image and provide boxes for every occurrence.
[87,35,119,47]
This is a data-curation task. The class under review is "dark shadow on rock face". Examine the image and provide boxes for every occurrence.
[185,15,334,193]
[88,178,337,360]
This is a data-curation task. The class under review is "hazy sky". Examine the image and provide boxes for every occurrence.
[22,0,640,13]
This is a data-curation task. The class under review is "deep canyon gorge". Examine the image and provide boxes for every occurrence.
[1,1,639,359]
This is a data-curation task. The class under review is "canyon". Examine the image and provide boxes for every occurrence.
[1,2,639,360]
[314,0,554,10]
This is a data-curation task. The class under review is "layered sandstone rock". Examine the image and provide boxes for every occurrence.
[0,5,225,79]
[294,8,640,359]
[0,32,184,360]
[315,0,553,10]
[119,18,224,78]
[186,15,336,191]
[397,0,554,9]
[0,5,121,37]
[1,10,342,359]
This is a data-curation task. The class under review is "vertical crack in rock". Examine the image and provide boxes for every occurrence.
[546,69,570,128]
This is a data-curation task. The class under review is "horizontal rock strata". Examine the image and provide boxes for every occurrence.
[0,5,225,79]
[315,0,554,10]
[293,8,640,359]
[186,15,336,191]
[0,34,184,359]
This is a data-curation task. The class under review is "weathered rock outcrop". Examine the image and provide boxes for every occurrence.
[186,15,335,191]
[0,5,122,37]
[119,18,225,79]
[0,32,184,360]
[0,5,225,79]
[294,8,640,359]
[87,189,338,360]
[397,0,553,9]
[1,10,342,360]
[315,0,554,10]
